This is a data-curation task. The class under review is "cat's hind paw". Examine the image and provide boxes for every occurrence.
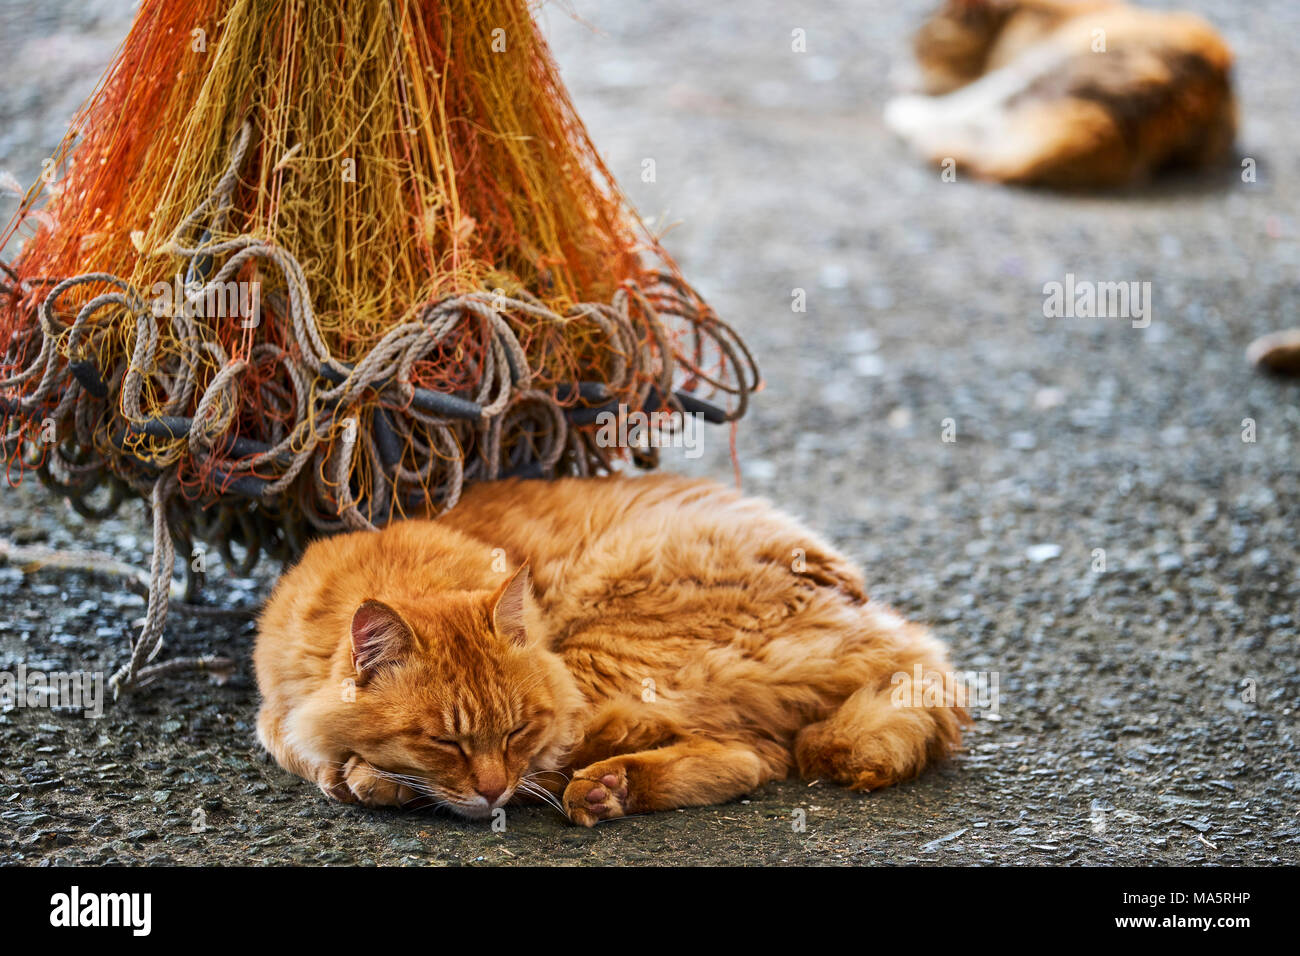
[563,767,629,827]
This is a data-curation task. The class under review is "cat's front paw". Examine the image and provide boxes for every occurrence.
[316,763,354,804]
[563,766,629,827]
[342,755,419,809]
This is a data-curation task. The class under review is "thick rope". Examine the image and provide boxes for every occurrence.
[0,120,761,699]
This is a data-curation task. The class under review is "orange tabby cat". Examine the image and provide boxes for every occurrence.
[885,0,1236,187]
[254,474,965,825]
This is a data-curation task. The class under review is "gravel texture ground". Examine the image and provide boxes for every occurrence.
[0,0,1297,866]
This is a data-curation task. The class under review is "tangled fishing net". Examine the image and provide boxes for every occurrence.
[0,0,760,696]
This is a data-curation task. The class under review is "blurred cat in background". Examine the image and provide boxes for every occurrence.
[885,0,1236,187]
[254,474,966,826]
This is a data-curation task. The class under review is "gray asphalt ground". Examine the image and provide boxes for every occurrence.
[1,0,1297,866]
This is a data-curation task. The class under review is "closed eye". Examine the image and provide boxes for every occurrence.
[431,737,465,755]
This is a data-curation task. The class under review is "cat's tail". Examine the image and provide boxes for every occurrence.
[794,618,969,790]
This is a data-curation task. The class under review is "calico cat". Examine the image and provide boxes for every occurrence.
[254,474,965,825]
[884,0,1236,187]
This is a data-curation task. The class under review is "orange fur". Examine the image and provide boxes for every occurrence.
[253,474,966,826]
[887,0,1236,187]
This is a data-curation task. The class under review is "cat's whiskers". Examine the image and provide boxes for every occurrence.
[370,768,439,790]
[521,770,570,813]
[525,768,570,784]
[319,758,456,805]
[515,777,567,817]
[514,783,558,815]
[400,792,456,813]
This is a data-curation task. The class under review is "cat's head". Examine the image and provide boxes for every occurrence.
[912,0,1019,94]
[318,565,579,818]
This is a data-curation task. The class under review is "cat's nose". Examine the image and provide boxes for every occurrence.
[476,782,506,804]
[471,760,508,804]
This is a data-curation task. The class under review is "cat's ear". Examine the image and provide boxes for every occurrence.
[490,562,531,646]
[350,599,413,680]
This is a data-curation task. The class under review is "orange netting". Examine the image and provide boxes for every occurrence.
[0,0,759,692]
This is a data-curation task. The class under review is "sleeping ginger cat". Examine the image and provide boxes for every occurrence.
[885,0,1236,187]
[254,474,965,825]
